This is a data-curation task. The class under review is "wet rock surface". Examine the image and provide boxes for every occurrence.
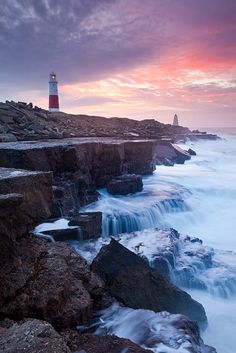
[115,228,236,297]
[92,239,207,324]
[95,303,216,353]
[107,174,143,195]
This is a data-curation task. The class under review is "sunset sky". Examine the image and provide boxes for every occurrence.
[1,0,236,127]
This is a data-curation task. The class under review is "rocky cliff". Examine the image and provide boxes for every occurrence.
[0,100,194,142]
[0,138,157,216]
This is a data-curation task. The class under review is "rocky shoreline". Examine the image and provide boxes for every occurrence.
[0,101,219,352]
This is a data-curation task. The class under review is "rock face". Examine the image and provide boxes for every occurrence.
[92,239,207,325]
[62,330,153,353]
[68,212,102,239]
[0,139,156,215]
[0,168,53,266]
[155,141,191,165]
[0,236,104,330]
[0,319,71,353]
[107,174,143,195]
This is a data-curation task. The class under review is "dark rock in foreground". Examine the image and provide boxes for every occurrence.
[0,236,104,330]
[107,174,143,195]
[92,239,207,325]
[68,212,102,239]
[62,329,153,353]
[0,318,153,353]
[0,319,70,353]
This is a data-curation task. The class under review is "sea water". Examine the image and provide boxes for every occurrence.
[82,129,236,353]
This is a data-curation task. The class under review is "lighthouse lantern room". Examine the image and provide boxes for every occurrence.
[49,72,59,112]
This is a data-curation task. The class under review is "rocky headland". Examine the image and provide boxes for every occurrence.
[0,100,218,352]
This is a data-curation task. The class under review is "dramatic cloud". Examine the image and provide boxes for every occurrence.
[0,0,236,126]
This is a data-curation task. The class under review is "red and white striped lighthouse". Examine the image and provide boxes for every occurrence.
[49,72,59,112]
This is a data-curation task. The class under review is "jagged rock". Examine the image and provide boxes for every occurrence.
[0,236,104,329]
[92,239,207,325]
[62,330,153,353]
[107,174,143,195]
[68,212,102,239]
[0,319,71,353]
[188,148,197,156]
[155,141,191,165]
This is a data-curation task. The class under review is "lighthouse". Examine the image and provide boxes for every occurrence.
[49,72,59,112]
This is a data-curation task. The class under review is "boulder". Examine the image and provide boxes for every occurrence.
[0,237,104,330]
[68,212,102,239]
[92,239,207,325]
[0,319,71,353]
[62,330,153,353]
[107,174,143,195]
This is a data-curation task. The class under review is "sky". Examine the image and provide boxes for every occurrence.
[0,0,236,127]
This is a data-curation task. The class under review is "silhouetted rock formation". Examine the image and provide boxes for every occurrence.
[92,239,207,325]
